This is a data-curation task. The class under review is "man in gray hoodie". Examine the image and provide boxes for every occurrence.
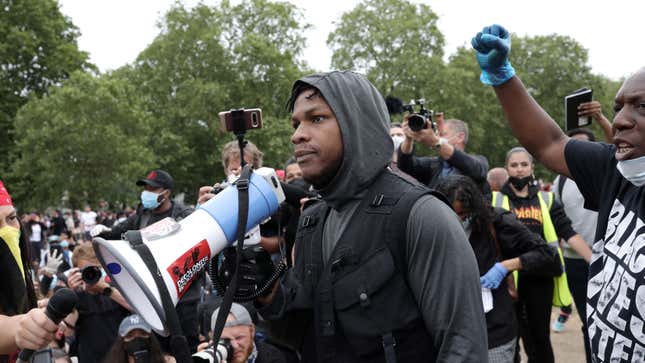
[258,71,488,362]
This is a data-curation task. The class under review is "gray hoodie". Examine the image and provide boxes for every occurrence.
[292,71,392,210]
[274,71,489,362]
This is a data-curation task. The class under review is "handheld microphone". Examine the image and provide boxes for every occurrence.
[17,288,78,363]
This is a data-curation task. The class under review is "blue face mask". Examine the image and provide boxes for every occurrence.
[141,190,163,210]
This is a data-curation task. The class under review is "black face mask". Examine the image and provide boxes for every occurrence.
[124,337,150,363]
[508,175,533,190]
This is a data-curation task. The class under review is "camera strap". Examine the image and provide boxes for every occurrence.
[123,230,192,363]
[211,164,252,343]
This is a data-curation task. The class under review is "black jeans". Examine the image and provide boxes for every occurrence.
[515,275,554,363]
[565,257,591,363]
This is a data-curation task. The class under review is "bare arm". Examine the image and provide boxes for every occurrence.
[493,77,571,177]
[566,234,592,263]
[500,257,522,272]
[578,101,613,143]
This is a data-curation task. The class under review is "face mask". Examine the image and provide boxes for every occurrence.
[391,135,405,150]
[508,175,532,190]
[617,155,645,187]
[124,337,150,358]
[60,240,69,248]
[140,190,162,210]
[227,173,239,184]
[0,226,24,279]
[0,225,20,246]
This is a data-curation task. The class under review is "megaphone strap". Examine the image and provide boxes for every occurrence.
[123,230,192,363]
[211,164,253,345]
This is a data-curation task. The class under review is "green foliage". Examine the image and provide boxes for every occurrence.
[8,72,155,209]
[123,0,308,202]
[327,0,444,96]
[5,0,627,209]
[0,0,93,169]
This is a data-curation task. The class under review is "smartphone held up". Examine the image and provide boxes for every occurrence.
[219,108,263,134]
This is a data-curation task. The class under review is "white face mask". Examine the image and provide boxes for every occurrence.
[227,173,239,184]
[617,155,645,187]
[392,135,405,150]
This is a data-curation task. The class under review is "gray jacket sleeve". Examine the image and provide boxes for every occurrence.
[406,195,489,362]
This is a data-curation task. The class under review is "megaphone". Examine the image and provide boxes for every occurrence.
[92,167,285,335]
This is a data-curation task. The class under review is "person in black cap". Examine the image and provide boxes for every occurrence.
[91,169,192,239]
[91,169,201,353]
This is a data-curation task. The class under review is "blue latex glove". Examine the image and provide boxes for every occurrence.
[471,24,515,86]
[480,262,508,289]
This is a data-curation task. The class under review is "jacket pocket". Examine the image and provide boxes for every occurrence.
[333,247,396,311]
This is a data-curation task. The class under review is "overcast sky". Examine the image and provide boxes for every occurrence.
[58,0,644,81]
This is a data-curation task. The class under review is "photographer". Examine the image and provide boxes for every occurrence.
[398,114,490,194]
[196,303,285,363]
[66,243,131,363]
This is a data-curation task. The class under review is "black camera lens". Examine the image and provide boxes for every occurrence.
[408,114,427,132]
[81,265,102,285]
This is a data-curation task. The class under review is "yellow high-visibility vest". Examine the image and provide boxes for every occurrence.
[491,191,572,307]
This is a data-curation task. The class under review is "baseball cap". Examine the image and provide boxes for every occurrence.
[211,303,253,330]
[118,314,152,337]
[136,169,174,189]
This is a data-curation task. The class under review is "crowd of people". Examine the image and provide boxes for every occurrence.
[1,23,644,363]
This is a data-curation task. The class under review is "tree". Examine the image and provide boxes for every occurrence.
[122,0,309,201]
[0,0,93,168]
[327,0,444,96]
[8,71,155,209]
[435,34,619,180]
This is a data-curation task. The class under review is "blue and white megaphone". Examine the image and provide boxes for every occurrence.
[92,167,285,335]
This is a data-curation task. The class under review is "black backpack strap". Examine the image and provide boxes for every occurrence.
[123,230,192,363]
[369,171,441,274]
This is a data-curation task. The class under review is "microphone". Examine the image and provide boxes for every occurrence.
[17,288,78,363]
[279,181,316,208]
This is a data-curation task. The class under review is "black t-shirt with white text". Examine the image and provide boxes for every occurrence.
[565,139,645,362]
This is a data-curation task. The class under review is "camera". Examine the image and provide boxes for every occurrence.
[219,108,263,133]
[402,99,435,132]
[192,338,234,363]
[210,182,230,195]
[81,265,102,285]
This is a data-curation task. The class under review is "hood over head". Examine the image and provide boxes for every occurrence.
[289,71,392,209]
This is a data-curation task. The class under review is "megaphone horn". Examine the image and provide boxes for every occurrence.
[92,167,285,335]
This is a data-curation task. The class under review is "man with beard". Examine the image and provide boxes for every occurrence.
[472,24,645,362]
[254,71,487,362]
